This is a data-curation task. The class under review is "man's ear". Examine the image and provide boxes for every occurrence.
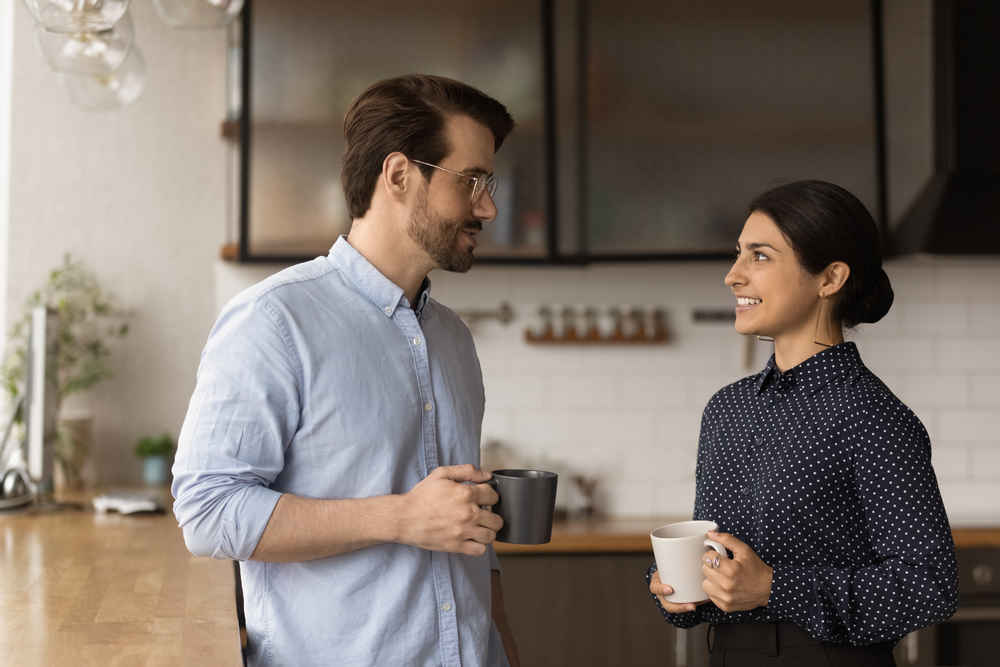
[381,152,412,202]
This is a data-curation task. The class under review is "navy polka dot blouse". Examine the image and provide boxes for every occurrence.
[647,342,958,646]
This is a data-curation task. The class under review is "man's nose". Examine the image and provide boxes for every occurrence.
[473,191,497,222]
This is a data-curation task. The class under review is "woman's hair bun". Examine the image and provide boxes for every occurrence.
[848,267,894,326]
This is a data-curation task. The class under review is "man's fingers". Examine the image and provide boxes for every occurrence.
[432,464,490,483]
[471,482,499,506]
[477,510,503,532]
[468,526,497,545]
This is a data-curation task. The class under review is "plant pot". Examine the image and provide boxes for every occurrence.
[56,412,94,491]
[142,455,170,486]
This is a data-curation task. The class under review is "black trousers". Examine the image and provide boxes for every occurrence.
[708,623,896,667]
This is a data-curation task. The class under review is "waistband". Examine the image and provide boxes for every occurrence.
[710,622,894,656]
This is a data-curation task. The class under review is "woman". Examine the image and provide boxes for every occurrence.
[648,180,957,666]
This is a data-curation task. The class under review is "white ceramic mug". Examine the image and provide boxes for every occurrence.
[650,520,727,603]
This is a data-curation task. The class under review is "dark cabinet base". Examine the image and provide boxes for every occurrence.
[499,554,702,666]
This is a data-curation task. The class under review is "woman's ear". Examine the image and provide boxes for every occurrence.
[381,152,411,201]
[820,261,851,298]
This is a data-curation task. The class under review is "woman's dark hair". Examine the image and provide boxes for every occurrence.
[341,74,515,220]
[748,180,894,327]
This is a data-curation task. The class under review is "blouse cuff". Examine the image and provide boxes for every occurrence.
[766,563,814,620]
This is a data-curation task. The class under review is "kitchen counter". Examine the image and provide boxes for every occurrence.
[3,497,995,666]
[0,491,241,667]
[494,516,1000,554]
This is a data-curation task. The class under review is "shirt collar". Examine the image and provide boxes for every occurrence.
[327,236,432,318]
[754,341,862,394]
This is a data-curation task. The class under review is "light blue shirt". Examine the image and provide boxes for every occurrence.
[172,237,508,667]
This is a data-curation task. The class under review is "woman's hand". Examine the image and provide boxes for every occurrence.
[701,531,773,612]
[649,570,710,614]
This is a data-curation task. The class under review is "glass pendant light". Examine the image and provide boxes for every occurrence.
[34,10,133,76]
[153,0,244,29]
[62,44,145,111]
[22,0,131,34]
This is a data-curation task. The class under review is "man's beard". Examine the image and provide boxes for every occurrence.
[406,187,480,273]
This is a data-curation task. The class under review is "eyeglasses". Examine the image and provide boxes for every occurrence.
[410,159,497,204]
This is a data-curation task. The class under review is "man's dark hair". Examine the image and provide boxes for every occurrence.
[341,74,515,220]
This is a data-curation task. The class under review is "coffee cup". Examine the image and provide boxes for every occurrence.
[487,469,558,544]
[650,520,727,603]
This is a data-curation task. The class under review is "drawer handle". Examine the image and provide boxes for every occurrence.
[972,564,994,587]
[904,632,918,664]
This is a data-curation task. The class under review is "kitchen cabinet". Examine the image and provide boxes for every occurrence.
[498,554,700,666]
[227,1,884,263]
[231,0,549,262]
[576,0,880,258]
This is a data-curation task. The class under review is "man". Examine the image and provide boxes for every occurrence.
[172,74,520,667]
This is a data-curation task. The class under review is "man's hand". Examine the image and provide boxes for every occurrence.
[700,531,773,612]
[397,464,503,556]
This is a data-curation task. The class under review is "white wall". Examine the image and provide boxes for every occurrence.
[0,0,14,340]
[9,2,227,483]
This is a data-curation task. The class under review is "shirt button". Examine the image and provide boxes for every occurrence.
[740,486,751,495]
[412,337,422,346]
[424,402,433,412]
[441,602,452,612]
[383,306,392,315]
[754,436,763,446]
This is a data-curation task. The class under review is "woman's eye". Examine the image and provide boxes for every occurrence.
[753,251,768,262]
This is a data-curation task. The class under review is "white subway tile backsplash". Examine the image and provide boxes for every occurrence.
[653,480,698,518]
[936,263,1000,304]
[969,304,1000,335]
[896,375,968,409]
[937,339,1000,371]
[969,376,1000,408]
[454,255,1000,517]
[938,410,1000,442]
[898,302,968,335]
[931,447,970,481]
[969,446,1000,481]
[854,338,936,374]
[600,480,656,517]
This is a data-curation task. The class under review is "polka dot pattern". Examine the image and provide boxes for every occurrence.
[647,342,958,646]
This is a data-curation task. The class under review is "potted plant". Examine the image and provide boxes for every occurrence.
[135,433,174,485]
[1,254,130,488]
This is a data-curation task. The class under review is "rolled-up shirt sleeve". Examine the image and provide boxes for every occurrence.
[172,295,301,561]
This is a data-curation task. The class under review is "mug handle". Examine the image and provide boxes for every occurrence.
[704,539,727,558]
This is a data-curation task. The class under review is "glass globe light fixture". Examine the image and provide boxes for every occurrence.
[22,0,131,34]
[153,0,244,29]
[62,44,145,111]
[34,10,133,76]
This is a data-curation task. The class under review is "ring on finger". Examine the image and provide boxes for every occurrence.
[704,555,720,569]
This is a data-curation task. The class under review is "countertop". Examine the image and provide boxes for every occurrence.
[0,491,241,667]
[494,516,1000,554]
[3,494,995,666]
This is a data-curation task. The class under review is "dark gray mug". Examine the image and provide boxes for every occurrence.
[487,469,558,544]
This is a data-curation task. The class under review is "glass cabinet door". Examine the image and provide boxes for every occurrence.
[582,0,878,256]
[244,0,549,259]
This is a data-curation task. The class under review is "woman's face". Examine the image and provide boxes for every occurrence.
[724,211,822,339]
